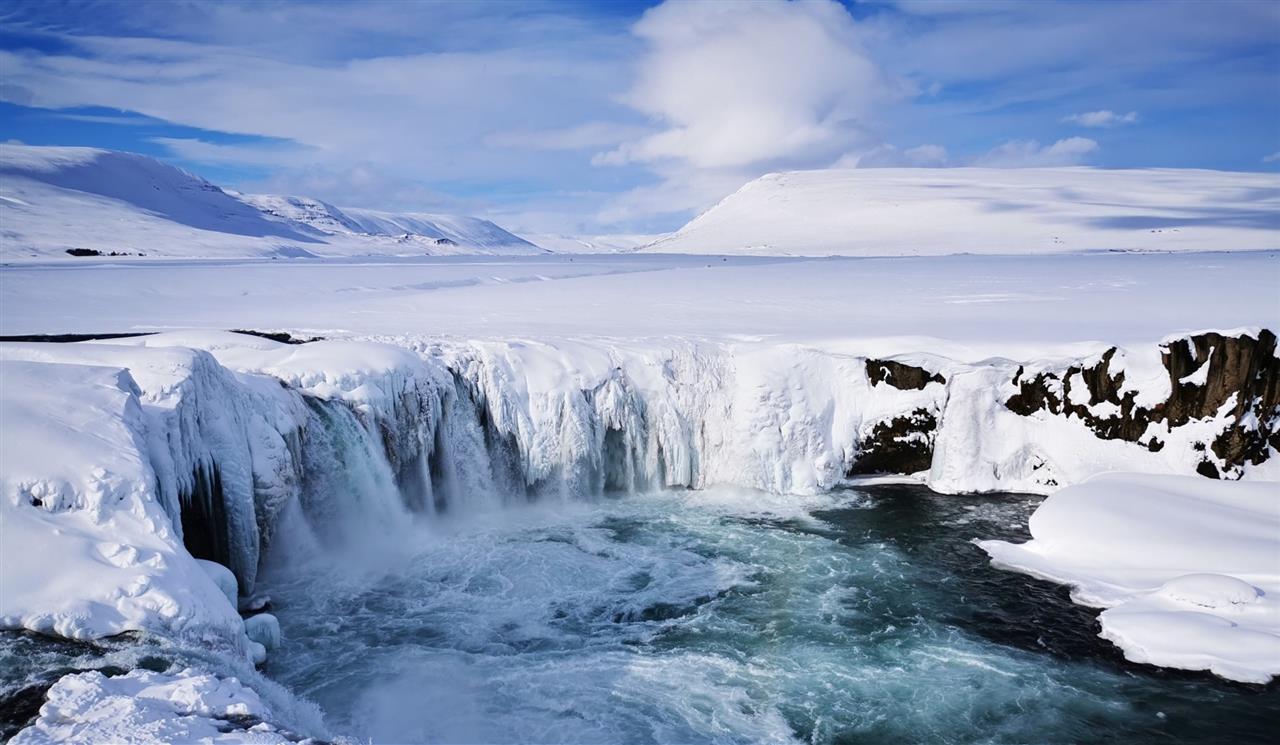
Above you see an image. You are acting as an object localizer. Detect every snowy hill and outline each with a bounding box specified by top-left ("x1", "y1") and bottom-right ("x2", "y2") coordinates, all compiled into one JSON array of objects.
[
  {"x1": 239, "y1": 193, "x2": 542, "y2": 254},
  {"x1": 0, "y1": 145, "x2": 544, "y2": 259},
  {"x1": 518, "y1": 232, "x2": 666, "y2": 254},
  {"x1": 643, "y1": 167, "x2": 1280, "y2": 256}
]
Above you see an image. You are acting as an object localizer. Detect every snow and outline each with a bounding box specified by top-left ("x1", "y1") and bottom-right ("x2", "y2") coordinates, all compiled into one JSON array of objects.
[
  {"x1": 10, "y1": 668, "x2": 306, "y2": 745},
  {"x1": 198, "y1": 559, "x2": 240, "y2": 609},
  {"x1": 0, "y1": 145, "x2": 542, "y2": 259},
  {"x1": 520, "y1": 232, "x2": 666, "y2": 254},
  {"x1": 0, "y1": 358, "x2": 249, "y2": 647},
  {"x1": 3, "y1": 252, "x2": 1275, "y2": 354},
  {"x1": 643, "y1": 167, "x2": 1280, "y2": 256},
  {"x1": 241, "y1": 192, "x2": 544, "y2": 254},
  {"x1": 979, "y1": 473, "x2": 1280, "y2": 683}
]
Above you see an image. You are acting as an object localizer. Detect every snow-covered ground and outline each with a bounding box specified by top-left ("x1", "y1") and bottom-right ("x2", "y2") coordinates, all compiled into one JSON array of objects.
[
  {"x1": 980, "y1": 474, "x2": 1280, "y2": 684},
  {"x1": 0, "y1": 145, "x2": 543, "y2": 259},
  {"x1": 3, "y1": 251, "x2": 1276, "y2": 352},
  {"x1": 1, "y1": 245, "x2": 1277, "y2": 740},
  {"x1": 643, "y1": 168, "x2": 1280, "y2": 256}
]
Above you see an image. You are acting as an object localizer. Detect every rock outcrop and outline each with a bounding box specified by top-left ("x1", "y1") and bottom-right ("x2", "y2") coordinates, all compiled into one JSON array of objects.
[{"x1": 1003, "y1": 330, "x2": 1278, "y2": 478}]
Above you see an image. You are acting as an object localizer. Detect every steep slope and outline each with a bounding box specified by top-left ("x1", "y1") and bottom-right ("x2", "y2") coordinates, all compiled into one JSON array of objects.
[
  {"x1": 240, "y1": 193, "x2": 544, "y2": 254},
  {"x1": 0, "y1": 145, "x2": 543, "y2": 259},
  {"x1": 643, "y1": 167, "x2": 1280, "y2": 256}
]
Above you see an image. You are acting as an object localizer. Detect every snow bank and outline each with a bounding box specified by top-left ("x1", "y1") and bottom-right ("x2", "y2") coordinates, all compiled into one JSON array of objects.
[
  {"x1": 644, "y1": 167, "x2": 1280, "y2": 256},
  {"x1": 0, "y1": 359, "x2": 249, "y2": 647},
  {"x1": 980, "y1": 473, "x2": 1280, "y2": 683},
  {"x1": 10, "y1": 668, "x2": 306, "y2": 744}
]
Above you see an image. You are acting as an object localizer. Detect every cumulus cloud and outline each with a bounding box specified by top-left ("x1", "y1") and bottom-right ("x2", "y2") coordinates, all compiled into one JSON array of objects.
[
  {"x1": 976, "y1": 137, "x2": 1099, "y2": 167},
  {"x1": 595, "y1": 0, "x2": 905, "y2": 226},
  {"x1": 1063, "y1": 110, "x2": 1139, "y2": 127},
  {"x1": 599, "y1": 0, "x2": 896, "y2": 170}
]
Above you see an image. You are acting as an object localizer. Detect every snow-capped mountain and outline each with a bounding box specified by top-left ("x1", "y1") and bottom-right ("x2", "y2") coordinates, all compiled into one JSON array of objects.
[
  {"x1": 238, "y1": 193, "x2": 543, "y2": 253},
  {"x1": 642, "y1": 167, "x2": 1280, "y2": 256},
  {"x1": 0, "y1": 145, "x2": 544, "y2": 259}
]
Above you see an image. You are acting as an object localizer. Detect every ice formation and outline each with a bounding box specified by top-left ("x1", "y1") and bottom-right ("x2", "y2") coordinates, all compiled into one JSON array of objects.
[{"x1": 10, "y1": 668, "x2": 312, "y2": 745}]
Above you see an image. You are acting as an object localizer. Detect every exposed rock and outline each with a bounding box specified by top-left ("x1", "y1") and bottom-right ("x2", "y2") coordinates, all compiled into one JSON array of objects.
[
  {"x1": 229, "y1": 329, "x2": 322, "y2": 345},
  {"x1": 848, "y1": 408, "x2": 938, "y2": 475},
  {"x1": 0, "y1": 332, "x2": 155, "y2": 343},
  {"x1": 1003, "y1": 330, "x2": 1279, "y2": 478},
  {"x1": 865, "y1": 359, "x2": 946, "y2": 390}
]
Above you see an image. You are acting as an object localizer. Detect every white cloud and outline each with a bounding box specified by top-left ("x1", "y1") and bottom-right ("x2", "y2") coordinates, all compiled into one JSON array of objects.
[
  {"x1": 903, "y1": 144, "x2": 950, "y2": 165},
  {"x1": 150, "y1": 137, "x2": 317, "y2": 169},
  {"x1": 594, "y1": 0, "x2": 905, "y2": 226},
  {"x1": 599, "y1": 0, "x2": 897, "y2": 170},
  {"x1": 0, "y1": 21, "x2": 640, "y2": 217},
  {"x1": 595, "y1": 166, "x2": 749, "y2": 227},
  {"x1": 242, "y1": 165, "x2": 469, "y2": 213},
  {"x1": 1063, "y1": 110, "x2": 1139, "y2": 127},
  {"x1": 976, "y1": 137, "x2": 1099, "y2": 167},
  {"x1": 1263, "y1": 151, "x2": 1280, "y2": 163},
  {"x1": 486, "y1": 122, "x2": 650, "y2": 150},
  {"x1": 837, "y1": 143, "x2": 949, "y2": 168},
  {"x1": 2, "y1": 0, "x2": 1275, "y2": 233}
]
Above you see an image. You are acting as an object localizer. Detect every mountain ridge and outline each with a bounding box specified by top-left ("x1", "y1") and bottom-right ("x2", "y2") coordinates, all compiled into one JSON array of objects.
[{"x1": 0, "y1": 145, "x2": 545, "y2": 259}]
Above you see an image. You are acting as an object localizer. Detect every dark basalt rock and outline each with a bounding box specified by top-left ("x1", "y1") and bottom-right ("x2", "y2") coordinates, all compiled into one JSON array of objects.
[
  {"x1": 848, "y1": 408, "x2": 938, "y2": 476},
  {"x1": 866, "y1": 359, "x2": 946, "y2": 390},
  {"x1": 229, "y1": 329, "x2": 322, "y2": 345},
  {"x1": 1003, "y1": 330, "x2": 1279, "y2": 478},
  {"x1": 0, "y1": 332, "x2": 156, "y2": 343}
]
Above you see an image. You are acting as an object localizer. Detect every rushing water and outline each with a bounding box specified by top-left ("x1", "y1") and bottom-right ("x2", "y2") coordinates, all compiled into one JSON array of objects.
[{"x1": 248, "y1": 484, "x2": 1278, "y2": 744}]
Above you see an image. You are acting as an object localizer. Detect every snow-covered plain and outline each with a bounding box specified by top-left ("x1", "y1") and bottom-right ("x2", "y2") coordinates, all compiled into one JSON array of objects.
[
  {"x1": 980, "y1": 474, "x2": 1280, "y2": 684},
  {"x1": 0, "y1": 145, "x2": 543, "y2": 259},
  {"x1": 643, "y1": 168, "x2": 1280, "y2": 256}
]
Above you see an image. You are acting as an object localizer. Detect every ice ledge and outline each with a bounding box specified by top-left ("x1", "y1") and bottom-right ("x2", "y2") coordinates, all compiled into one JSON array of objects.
[{"x1": 980, "y1": 473, "x2": 1280, "y2": 684}]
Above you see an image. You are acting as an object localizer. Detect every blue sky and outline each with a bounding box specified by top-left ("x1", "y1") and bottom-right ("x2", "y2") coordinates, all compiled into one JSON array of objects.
[{"x1": 1, "y1": 0, "x2": 1277, "y2": 235}]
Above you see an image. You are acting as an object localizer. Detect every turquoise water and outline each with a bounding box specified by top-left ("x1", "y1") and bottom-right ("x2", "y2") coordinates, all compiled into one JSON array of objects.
[{"x1": 256, "y1": 485, "x2": 1279, "y2": 743}]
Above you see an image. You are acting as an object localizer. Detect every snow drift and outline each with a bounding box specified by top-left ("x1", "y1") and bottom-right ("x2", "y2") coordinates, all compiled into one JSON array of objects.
[
  {"x1": 0, "y1": 145, "x2": 543, "y2": 259},
  {"x1": 643, "y1": 167, "x2": 1280, "y2": 256},
  {"x1": 980, "y1": 473, "x2": 1280, "y2": 684}
]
